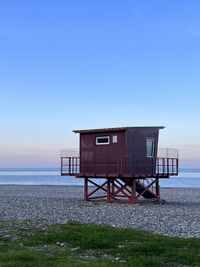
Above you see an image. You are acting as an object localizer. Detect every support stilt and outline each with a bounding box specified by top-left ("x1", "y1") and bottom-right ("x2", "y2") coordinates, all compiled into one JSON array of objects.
[
  {"x1": 84, "y1": 178, "x2": 108, "y2": 201},
  {"x1": 83, "y1": 177, "x2": 161, "y2": 204},
  {"x1": 107, "y1": 178, "x2": 137, "y2": 203},
  {"x1": 84, "y1": 177, "x2": 88, "y2": 201},
  {"x1": 156, "y1": 178, "x2": 160, "y2": 201}
]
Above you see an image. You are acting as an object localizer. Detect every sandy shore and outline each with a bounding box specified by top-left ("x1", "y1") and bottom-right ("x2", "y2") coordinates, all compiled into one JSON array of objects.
[{"x1": 0, "y1": 185, "x2": 200, "y2": 238}]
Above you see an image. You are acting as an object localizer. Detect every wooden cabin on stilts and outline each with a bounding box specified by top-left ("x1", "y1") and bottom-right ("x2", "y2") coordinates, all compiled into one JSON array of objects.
[{"x1": 61, "y1": 126, "x2": 178, "y2": 204}]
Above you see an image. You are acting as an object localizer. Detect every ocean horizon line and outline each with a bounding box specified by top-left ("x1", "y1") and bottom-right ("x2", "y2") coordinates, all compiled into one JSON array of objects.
[
  {"x1": 0, "y1": 167, "x2": 199, "y2": 172},
  {"x1": 0, "y1": 168, "x2": 200, "y2": 188}
]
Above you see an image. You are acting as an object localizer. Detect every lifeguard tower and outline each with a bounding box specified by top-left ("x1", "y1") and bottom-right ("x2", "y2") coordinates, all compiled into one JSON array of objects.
[{"x1": 61, "y1": 126, "x2": 178, "y2": 204}]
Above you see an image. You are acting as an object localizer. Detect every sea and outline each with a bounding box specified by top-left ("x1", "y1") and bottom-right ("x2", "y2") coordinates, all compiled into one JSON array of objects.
[{"x1": 0, "y1": 168, "x2": 200, "y2": 188}]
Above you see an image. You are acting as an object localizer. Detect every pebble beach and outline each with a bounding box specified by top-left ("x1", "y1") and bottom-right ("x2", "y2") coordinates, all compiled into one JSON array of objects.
[{"x1": 1, "y1": 185, "x2": 200, "y2": 238}]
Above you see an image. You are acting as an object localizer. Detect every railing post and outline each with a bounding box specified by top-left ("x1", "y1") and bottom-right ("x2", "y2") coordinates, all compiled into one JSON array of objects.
[
  {"x1": 162, "y1": 158, "x2": 165, "y2": 174},
  {"x1": 69, "y1": 157, "x2": 71, "y2": 175},
  {"x1": 61, "y1": 157, "x2": 63, "y2": 175},
  {"x1": 106, "y1": 155, "x2": 108, "y2": 177},
  {"x1": 167, "y1": 158, "x2": 169, "y2": 175},
  {"x1": 120, "y1": 157, "x2": 122, "y2": 175},
  {"x1": 117, "y1": 157, "x2": 119, "y2": 175}
]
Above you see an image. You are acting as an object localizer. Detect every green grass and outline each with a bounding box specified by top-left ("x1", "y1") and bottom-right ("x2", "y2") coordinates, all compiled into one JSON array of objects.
[{"x1": 0, "y1": 221, "x2": 200, "y2": 267}]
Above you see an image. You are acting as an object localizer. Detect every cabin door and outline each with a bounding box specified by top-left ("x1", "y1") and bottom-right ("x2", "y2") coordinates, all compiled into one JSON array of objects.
[{"x1": 146, "y1": 138, "x2": 156, "y2": 174}]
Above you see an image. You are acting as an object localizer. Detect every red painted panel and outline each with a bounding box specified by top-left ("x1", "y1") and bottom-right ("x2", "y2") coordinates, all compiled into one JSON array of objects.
[{"x1": 80, "y1": 131, "x2": 126, "y2": 174}]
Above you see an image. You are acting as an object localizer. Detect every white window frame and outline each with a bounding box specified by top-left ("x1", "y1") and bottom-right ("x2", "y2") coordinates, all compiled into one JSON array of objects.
[
  {"x1": 146, "y1": 138, "x2": 155, "y2": 158},
  {"x1": 96, "y1": 136, "x2": 110, "y2": 145}
]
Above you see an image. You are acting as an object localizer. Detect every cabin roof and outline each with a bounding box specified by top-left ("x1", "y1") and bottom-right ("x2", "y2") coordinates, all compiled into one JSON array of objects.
[{"x1": 73, "y1": 126, "x2": 165, "y2": 134}]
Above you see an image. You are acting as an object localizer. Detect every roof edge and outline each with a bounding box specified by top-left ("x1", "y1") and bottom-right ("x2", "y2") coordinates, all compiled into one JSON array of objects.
[{"x1": 73, "y1": 126, "x2": 165, "y2": 134}]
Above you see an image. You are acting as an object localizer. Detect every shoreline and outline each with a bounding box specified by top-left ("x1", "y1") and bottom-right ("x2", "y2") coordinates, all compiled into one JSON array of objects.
[
  {"x1": 0, "y1": 183, "x2": 200, "y2": 191},
  {"x1": 0, "y1": 183, "x2": 200, "y2": 189},
  {"x1": 1, "y1": 185, "x2": 200, "y2": 238}
]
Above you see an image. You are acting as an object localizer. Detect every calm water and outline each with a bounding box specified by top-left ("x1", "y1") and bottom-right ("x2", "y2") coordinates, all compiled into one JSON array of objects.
[{"x1": 0, "y1": 168, "x2": 200, "y2": 188}]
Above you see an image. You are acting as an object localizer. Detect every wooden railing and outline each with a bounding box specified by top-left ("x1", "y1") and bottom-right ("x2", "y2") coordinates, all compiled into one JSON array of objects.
[{"x1": 61, "y1": 156, "x2": 178, "y2": 177}]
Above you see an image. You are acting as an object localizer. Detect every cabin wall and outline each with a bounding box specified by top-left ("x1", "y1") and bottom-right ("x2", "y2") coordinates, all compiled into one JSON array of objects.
[
  {"x1": 125, "y1": 129, "x2": 159, "y2": 173},
  {"x1": 79, "y1": 128, "x2": 161, "y2": 175},
  {"x1": 80, "y1": 131, "x2": 126, "y2": 174}
]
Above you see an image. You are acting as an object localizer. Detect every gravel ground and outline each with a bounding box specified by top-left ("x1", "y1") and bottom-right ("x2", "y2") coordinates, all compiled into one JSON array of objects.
[{"x1": 0, "y1": 185, "x2": 200, "y2": 238}]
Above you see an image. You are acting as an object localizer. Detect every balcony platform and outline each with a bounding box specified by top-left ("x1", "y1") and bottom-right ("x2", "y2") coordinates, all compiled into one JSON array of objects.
[
  {"x1": 62, "y1": 172, "x2": 170, "y2": 179},
  {"x1": 60, "y1": 156, "x2": 178, "y2": 178},
  {"x1": 60, "y1": 156, "x2": 178, "y2": 204}
]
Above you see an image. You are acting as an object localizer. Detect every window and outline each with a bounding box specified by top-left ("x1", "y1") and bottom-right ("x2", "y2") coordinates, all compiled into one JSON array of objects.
[
  {"x1": 112, "y1": 135, "x2": 118, "y2": 143},
  {"x1": 96, "y1": 136, "x2": 110, "y2": 145},
  {"x1": 146, "y1": 138, "x2": 155, "y2": 157}
]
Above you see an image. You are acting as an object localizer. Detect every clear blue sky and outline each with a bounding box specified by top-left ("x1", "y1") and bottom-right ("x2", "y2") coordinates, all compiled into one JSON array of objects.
[{"x1": 1, "y1": 0, "x2": 200, "y2": 168}]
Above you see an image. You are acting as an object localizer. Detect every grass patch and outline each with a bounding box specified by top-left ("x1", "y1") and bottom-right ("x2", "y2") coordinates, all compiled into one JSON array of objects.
[{"x1": 0, "y1": 221, "x2": 200, "y2": 266}]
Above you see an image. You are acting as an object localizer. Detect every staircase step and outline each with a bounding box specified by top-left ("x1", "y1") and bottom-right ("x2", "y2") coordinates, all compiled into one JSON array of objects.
[
  {"x1": 135, "y1": 181, "x2": 157, "y2": 199},
  {"x1": 121, "y1": 178, "x2": 157, "y2": 199}
]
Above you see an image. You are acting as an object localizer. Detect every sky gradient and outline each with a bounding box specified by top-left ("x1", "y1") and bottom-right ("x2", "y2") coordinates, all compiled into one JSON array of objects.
[{"x1": 1, "y1": 0, "x2": 200, "y2": 168}]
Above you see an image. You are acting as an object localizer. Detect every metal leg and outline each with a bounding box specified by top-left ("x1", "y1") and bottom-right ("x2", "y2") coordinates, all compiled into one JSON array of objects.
[
  {"x1": 107, "y1": 178, "x2": 111, "y2": 202},
  {"x1": 156, "y1": 178, "x2": 160, "y2": 201},
  {"x1": 84, "y1": 177, "x2": 160, "y2": 204},
  {"x1": 106, "y1": 179, "x2": 137, "y2": 204},
  {"x1": 84, "y1": 178, "x2": 108, "y2": 201},
  {"x1": 130, "y1": 180, "x2": 137, "y2": 204},
  {"x1": 84, "y1": 178, "x2": 88, "y2": 201}
]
